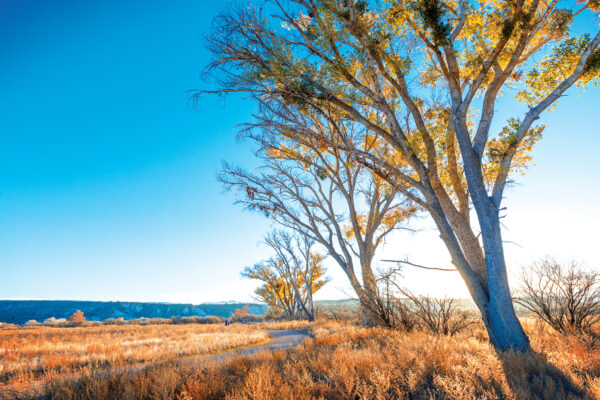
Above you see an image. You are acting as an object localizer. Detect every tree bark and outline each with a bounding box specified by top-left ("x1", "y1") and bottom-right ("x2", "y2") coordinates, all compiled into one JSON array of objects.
[
  {"x1": 479, "y1": 206, "x2": 530, "y2": 350},
  {"x1": 450, "y1": 114, "x2": 530, "y2": 351}
]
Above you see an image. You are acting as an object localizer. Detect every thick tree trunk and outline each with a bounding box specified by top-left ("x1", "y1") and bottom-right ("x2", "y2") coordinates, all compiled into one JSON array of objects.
[
  {"x1": 362, "y1": 263, "x2": 384, "y2": 326},
  {"x1": 479, "y1": 211, "x2": 530, "y2": 351},
  {"x1": 361, "y1": 258, "x2": 379, "y2": 305},
  {"x1": 425, "y1": 184, "x2": 530, "y2": 351},
  {"x1": 339, "y1": 264, "x2": 380, "y2": 326},
  {"x1": 443, "y1": 113, "x2": 531, "y2": 351}
]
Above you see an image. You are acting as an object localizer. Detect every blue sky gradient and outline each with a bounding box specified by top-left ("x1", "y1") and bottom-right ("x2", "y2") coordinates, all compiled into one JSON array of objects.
[{"x1": 1, "y1": 1, "x2": 599, "y2": 303}]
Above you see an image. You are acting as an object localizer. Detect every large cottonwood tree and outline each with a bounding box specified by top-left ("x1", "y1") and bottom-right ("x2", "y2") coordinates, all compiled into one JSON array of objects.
[{"x1": 203, "y1": 0, "x2": 600, "y2": 350}]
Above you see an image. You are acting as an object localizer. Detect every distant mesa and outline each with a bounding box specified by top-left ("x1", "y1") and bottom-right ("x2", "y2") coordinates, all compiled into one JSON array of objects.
[{"x1": 0, "y1": 300, "x2": 268, "y2": 325}]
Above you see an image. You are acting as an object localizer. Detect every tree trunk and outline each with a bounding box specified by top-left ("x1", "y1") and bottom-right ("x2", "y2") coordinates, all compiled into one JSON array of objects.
[
  {"x1": 342, "y1": 266, "x2": 379, "y2": 325},
  {"x1": 444, "y1": 113, "x2": 531, "y2": 351},
  {"x1": 360, "y1": 259, "x2": 383, "y2": 326},
  {"x1": 479, "y1": 211, "x2": 530, "y2": 351},
  {"x1": 425, "y1": 185, "x2": 530, "y2": 351}
]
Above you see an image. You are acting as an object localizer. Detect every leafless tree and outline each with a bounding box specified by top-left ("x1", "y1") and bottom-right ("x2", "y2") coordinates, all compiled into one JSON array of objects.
[
  {"x1": 220, "y1": 124, "x2": 418, "y2": 325},
  {"x1": 515, "y1": 258, "x2": 600, "y2": 334}
]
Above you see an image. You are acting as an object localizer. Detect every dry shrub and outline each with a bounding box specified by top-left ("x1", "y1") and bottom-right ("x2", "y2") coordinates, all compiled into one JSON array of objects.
[
  {"x1": 402, "y1": 293, "x2": 476, "y2": 336},
  {"x1": 2, "y1": 317, "x2": 599, "y2": 399},
  {"x1": 362, "y1": 271, "x2": 420, "y2": 331},
  {"x1": 515, "y1": 258, "x2": 600, "y2": 334},
  {"x1": 362, "y1": 268, "x2": 474, "y2": 335},
  {"x1": 316, "y1": 306, "x2": 360, "y2": 325},
  {"x1": 230, "y1": 306, "x2": 263, "y2": 324},
  {"x1": 67, "y1": 311, "x2": 85, "y2": 323},
  {"x1": 102, "y1": 317, "x2": 124, "y2": 325},
  {"x1": 171, "y1": 316, "x2": 225, "y2": 324}
]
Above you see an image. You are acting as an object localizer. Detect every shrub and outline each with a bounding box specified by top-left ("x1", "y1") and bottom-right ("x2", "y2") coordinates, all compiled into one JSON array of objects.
[
  {"x1": 34, "y1": 320, "x2": 599, "y2": 399},
  {"x1": 515, "y1": 258, "x2": 600, "y2": 334},
  {"x1": 365, "y1": 269, "x2": 419, "y2": 330},
  {"x1": 363, "y1": 268, "x2": 472, "y2": 334},
  {"x1": 104, "y1": 317, "x2": 125, "y2": 325},
  {"x1": 43, "y1": 317, "x2": 68, "y2": 326},
  {"x1": 171, "y1": 316, "x2": 220, "y2": 324},
  {"x1": 231, "y1": 306, "x2": 263, "y2": 323},
  {"x1": 317, "y1": 306, "x2": 360, "y2": 324},
  {"x1": 68, "y1": 310, "x2": 86, "y2": 323},
  {"x1": 200, "y1": 316, "x2": 225, "y2": 324},
  {"x1": 231, "y1": 306, "x2": 250, "y2": 323},
  {"x1": 403, "y1": 293, "x2": 476, "y2": 336}
]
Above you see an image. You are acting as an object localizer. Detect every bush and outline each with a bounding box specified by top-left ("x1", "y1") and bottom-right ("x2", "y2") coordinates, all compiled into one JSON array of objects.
[
  {"x1": 231, "y1": 306, "x2": 263, "y2": 323},
  {"x1": 515, "y1": 258, "x2": 600, "y2": 334},
  {"x1": 68, "y1": 310, "x2": 86, "y2": 323},
  {"x1": 102, "y1": 316, "x2": 225, "y2": 326},
  {"x1": 35, "y1": 320, "x2": 599, "y2": 399},
  {"x1": 129, "y1": 317, "x2": 171, "y2": 325},
  {"x1": 200, "y1": 316, "x2": 225, "y2": 324},
  {"x1": 316, "y1": 306, "x2": 360, "y2": 324},
  {"x1": 364, "y1": 268, "x2": 472, "y2": 335},
  {"x1": 402, "y1": 293, "x2": 476, "y2": 336},
  {"x1": 171, "y1": 316, "x2": 225, "y2": 324},
  {"x1": 43, "y1": 317, "x2": 68, "y2": 326},
  {"x1": 364, "y1": 270, "x2": 419, "y2": 330},
  {"x1": 104, "y1": 317, "x2": 125, "y2": 325}
]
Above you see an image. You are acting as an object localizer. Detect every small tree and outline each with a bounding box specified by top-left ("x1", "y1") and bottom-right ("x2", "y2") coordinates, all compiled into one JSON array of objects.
[
  {"x1": 68, "y1": 310, "x2": 86, "y2": 323},
  {"x1": 243, "y1": 261, "x2": 297, "y2": 318},
  {"x1": 515, "y1": 258, "x2": 600, "y2": 334},
  {"x1": 231, "y1": 305, "x2": 252, "y2": 323},
  {"x1": 243, "y1": 231, "x2": 329, "y2": 321}
]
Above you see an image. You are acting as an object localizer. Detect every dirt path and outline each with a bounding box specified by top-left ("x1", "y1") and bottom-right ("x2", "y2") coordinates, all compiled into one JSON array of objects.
[
  {"x1": 0, "y1": 329, "x2": 310, "y2": 399},
  {"x1": 203, "y1": 329, "x2": 310, "y2": 361}
]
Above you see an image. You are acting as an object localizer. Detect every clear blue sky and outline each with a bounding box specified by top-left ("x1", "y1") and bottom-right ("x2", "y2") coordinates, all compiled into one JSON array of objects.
[{"x1": 1, "y1": 1, "x2": 599, "y2": 303}]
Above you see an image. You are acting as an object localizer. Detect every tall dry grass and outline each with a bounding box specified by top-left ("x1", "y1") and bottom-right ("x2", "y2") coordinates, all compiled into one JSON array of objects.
[
  {"x1": 0, "y1": 323, "x2": 269, "y2": 388},
  {"x1": 2, "y1": 319, "x2": 600, "y2": 399},
  {"x1": 0, "y1": 320, "x2": 600, "y2": 400}
]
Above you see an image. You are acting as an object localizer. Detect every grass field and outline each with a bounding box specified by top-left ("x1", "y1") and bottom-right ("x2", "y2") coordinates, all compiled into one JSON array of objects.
[
  {"x1": 0, "y1": 323, "x2": 269, "y2": 391},
  {"x1": 1, "y1": 319, "x2": 600, "y2": 399}
]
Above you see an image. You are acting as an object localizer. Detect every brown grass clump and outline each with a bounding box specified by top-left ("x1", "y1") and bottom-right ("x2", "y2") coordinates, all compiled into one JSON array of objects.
[{"x1": 1, "y1": 318, "x2": 596, "y2": 399}]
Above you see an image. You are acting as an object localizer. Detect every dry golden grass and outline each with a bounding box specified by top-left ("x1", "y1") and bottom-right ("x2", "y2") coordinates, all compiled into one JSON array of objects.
[
  {"x1": 2, "y1": 319, "x2": 600, "y2": 399},
  {"x1": 0, "y1": 323, "x2": 269, "y2": 389}
]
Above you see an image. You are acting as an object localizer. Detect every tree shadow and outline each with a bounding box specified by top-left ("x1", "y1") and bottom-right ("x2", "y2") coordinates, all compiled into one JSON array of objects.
[{"x1": 496, "y1": 348, "x2": 587, "y2": 400}]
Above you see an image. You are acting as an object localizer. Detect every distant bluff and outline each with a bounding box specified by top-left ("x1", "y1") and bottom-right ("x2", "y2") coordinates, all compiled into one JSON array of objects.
[{"x1": 0, "y1": 300, "x2": 267, "y2": 325}]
